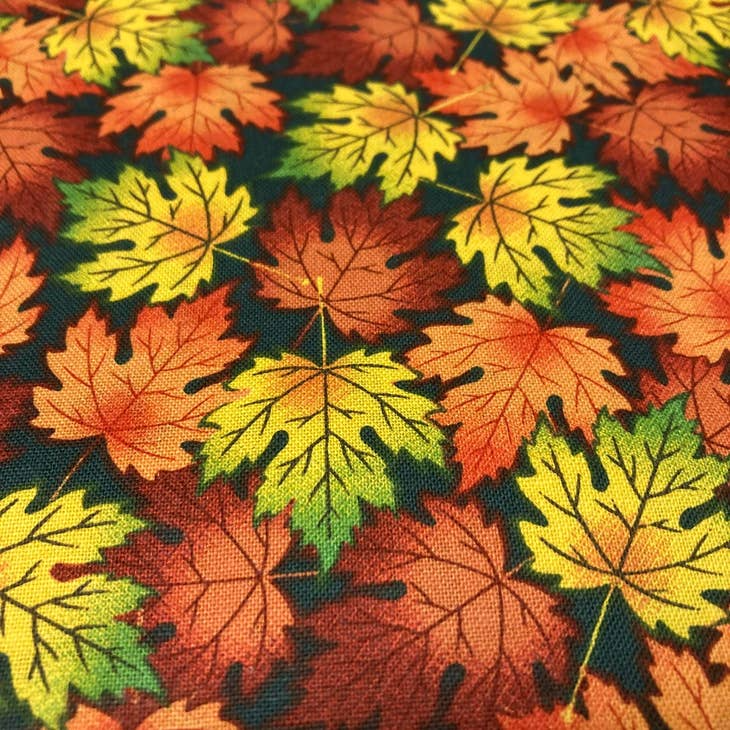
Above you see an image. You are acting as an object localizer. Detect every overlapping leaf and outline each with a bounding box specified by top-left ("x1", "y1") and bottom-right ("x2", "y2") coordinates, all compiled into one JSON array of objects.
[
  {"x1": 33, "y1": 288, "x2": 250, "y2": 479},
  {"x1": 69, "y1": 701, "x2": 238, "y2": 730}
]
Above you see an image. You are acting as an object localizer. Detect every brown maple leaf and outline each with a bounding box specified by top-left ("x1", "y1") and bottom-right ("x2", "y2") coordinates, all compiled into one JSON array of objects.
[
  {"x1": 406, "y1": 297, "x2": 630, "y2": 491},
  {"x1": 32, "y1": 287, "x2": 251, "y2": 480},
  {"x1": 0, "y1": 236, "x2": 44, "y2": 355},
  {"x1": 105, "y1": 469, "x2": 295, "y2": 703},
  {"x1": 254, "y1": 187, "x2": 463, "y2": 342},
  {"x1": 288, "y1": 500, "x2": 574, "y2": 728},
  {"x1": 100, "y1": 64, "x2": 282, "y2": 159},
  {"x1": 0, "y1": 100, "x2": 111, "y2": 230},
  {"x1": 587, "y1": 83, "x2": 730, "y2": 197},
  {"x1": 541, "y1": 3, "x2": 716, "y2": 99},
  {"x1": 292, "y1": 0, "x2": 456, "y2": 85},
  {"x1": 187, "y1": 0, "x2": 293, "y2": 65},
  {"x1": 0, "y1": 379, "x2": 33, "y2": 462},
  {"x1": 0, "y1": 17, "x2": 100, "y2": 101},
  {"x1": 602, "y1": 203, "x2": 730, "y2": 364},
  {"x1": 419, "y1": 51, "x2": 590, "y2": 155}
]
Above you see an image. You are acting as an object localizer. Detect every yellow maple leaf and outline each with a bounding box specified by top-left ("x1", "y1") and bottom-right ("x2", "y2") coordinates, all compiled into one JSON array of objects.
[
  {"x1": 60, "y1": 151, "x2": 256, "y2": 303},
  {"x1": 628, "y1": 0, "x2": 730, "y2": 70},
  {"x1": 518, "y1": 397, "x2": 730, "y2": 641},
  {"x1": 429, "y1": 0, "x2": 585, "y2": 48},
  {"x1": 43, "y1": 0, "x2": 211, "y2": 86},
  {"x1": 276, "y1": 82, "x2": 460, "y2": 201},
  {"x1": 200, "y1": 350, "x2": 447, "y2": 569},
  {"x1": 0, "y1": 488, "x2": 158, "y2": 729},
  {"x1": 447, "y1": 157, "x2": 659, "y2": 309}
]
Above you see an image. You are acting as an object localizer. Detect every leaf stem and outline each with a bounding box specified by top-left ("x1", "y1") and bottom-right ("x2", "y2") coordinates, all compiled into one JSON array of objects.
[
  {"x1": 421, "y1": 179, "x2": 482, "y2": 201},
  {"x1": 452, "y1": 30, "x2": 485, "y2": 73},
  {"x1": 316, "y1": 276, "x2": 328, "y2": 367},
  {"x1": 426, "y1": 82, "x2": 493, "y2": 116},
  {"x1": 563, "y1": 584, "x2": 615, "y2": 722},
  {"x1": 49, "y1": 442, "x2": 96, "y2": 502},
  {"x1": 272, "y1": 570, "x2": 319, "y2": 579},
  {"x1": 214, "y1": 247, "x2": 297, "y2": 284}
]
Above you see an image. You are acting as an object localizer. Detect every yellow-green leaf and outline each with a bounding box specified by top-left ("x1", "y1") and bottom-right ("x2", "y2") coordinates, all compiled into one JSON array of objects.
[
  {"x1": 60, "y1": 151, "x2": 256, "y2": 303},
  {"x1": 276, "y1": 82, "x2": 460, "y2": 201},
  {"x1": 200, "y1": 350, "x2": 447, "y2": 569},
  {"x1": 628, "y1": 0, "x2": 730, "y2": 70},
  {"x1": 518, "y1": 397, "x2": 730, "y2": 640},
  {"x1": 290, "y1": 0, "x2": 334, "y2": 20},
  {"x1": 0, "y1": 488, "x2": 158, "y2": 729},
  {"x1": 448, "y1": 156, "x2": 660, "y2": 309},
  {"x1": 430, "y1": 0, "x2": 585, "y2": 48},
  {"x1": 43, "y1": 0, "x2": 211, "y2": 86}
]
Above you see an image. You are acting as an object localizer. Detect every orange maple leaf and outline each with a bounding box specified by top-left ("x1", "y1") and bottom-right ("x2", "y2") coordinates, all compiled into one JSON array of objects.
[
  {"x1": 0, "y1": 100, "x2": 111, "y2": 230},
  {"x1": 0, "y1": 17, "x2": 100, "y2": 101},
  {"x1": 602, "y1": 203, "x2": 730, "y2": 364},
  {"x1": 0, "y1": 236, "x2": 44, "y2": 355},
  {"x1": 292, "y1": 0, "x2": 456, "y2": 85},
  {"x1": 105, "y1": 469, "x2": 295, "y2": 703},
  {"x1": 639, "y1": 344, "x2": 730, "y2": 456},
  {"x1": 0, "y1": 0, "x2": 83, "y2": 13},
  {"x1": 100, "y1": 65, "x2": 282, "y2": 159},
  {"x1": 419, "y1": 51, "x2": 589, "y2": 155},
  {"x1": 498, "y1": 674, "x2": 647, "y2": 728},
  {"x1": 406, "y1": 297, "x2": 630, "y2": 491},
  {"x1": 288, "y1": 500, "x2": 574, "y2": 728},
  {"x1": 32, "y1": 288, "x2": 251, "y2": 480},
  {"x1": 648, "y1": 639, "x2": 730, "y2": 729},
  {"x1": 254, "y1": 187, "x2": 463, "y2": 342},
  {"x1": 187, "y1": 0, "x2": 293, "y2": 64},
  {"x1": 587, "y1": 83, "x2": 730, "y2": 197},
  {"x1": 541, "y1": 3, "x2": 715, "y2": 99}
]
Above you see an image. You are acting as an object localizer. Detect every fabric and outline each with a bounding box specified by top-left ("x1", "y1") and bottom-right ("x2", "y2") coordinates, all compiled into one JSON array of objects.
[{"x1": 0, "y1": 0, "x2": 728, "y2": 728}]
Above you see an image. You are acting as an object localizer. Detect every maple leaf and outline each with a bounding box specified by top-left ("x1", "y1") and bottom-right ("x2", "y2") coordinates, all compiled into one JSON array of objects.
[
  {"x1": 289, "y1": 501, "x2": 574, "y2": 728},
  {"x1": 0, "y1": 380, "x2": 34, "y2": 462},
  {"x1": 648, "y1": 639, "x2": 730, "y2": 729},
  {"x1": 627, "y1": 0, "x2": 730, "y2": 70},
  {"x1": 32, "y1": 288, "x2": 250, "y2": 480},
  {"x1": 587, "y1": 83, "x2": 730, "y2": 198},
  {"x1": 0, "y1": 237, "x2": 44, "y2": 356},
  {"x1": 0, "y1": 487, "x2": 158, "y2": 730},
  {"x1": 445, "y1": 156, "x2": 657, "y2": 309},
  {"x1": 498, "y1": 674, "x2": 647, "y2": 728},
  {"x1": 0, "y1": 17, "x2": 100, "y2": 101},
  {"x1": 0, "y1": 100, "x2": 111, "y2": 231},
  {"x1": 0, "y1": 0, "x2": 84, "y2": 12},
  {"x1": 290, "y1": 0, "x2": 334, "y2": 20},
  {"x1": 518, "y1": 397, "x2": 730, "y2": 641},
  {"x1": 420, "y1": 51, "x2": 590, "y2": 155},
  {"x1": 429, "y1": 0, "x2": 584, "y2": 48},
  {"x1": 540, "y1": 3, "x2": 716, "y2": 99},
  {"x1": 406, "y1": 297, "x2": 630, "y2": 491},
  {"x1": 187, "y1": 0, "x2": 293, "y2": 64},
  {"x1": 69, "y1": 700, "x2": 238, "y2": 730},
  {"x1": 60, "y1": 151, "x2": 256, "y2": 303},
  {"x1": 254, "y1": 187, "x2": 462, "y2": 342},
  {"x1": 710, "y1": 624, "x2": 730, "y2": 667},
  {"x1": 200, "y1": 350, "x2": 447, "y2": 569},
  {"x1": 602, "y1": 203, "x2": 730, "y2": 364},
  {"x1": 43, "y1": 0, "x2": 211, "y2": 86},
  {"x1": 100, "y1": 64, "x2": 282, "y2": 159},
  {"x1": 276, "y1": 81, "x2": 460, "y2": 201},
  {"x1": 292, "y1": 0, "x2": 456, "y2": 86},
  {"x1": 639, "y1": 344, "x2": 730, "y2": 456},
  {"x1": 104, "y1": 469, "x2": 295, "y2": 703}
]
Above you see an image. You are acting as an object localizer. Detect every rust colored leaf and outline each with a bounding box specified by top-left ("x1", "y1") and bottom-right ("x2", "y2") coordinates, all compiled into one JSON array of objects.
[
  {"x1": 292, "y1": 0, "x2": 456, "y2": 85},
  {"x1": 100, "y1": 65, "x2": 282, "y2": 159},
  {"x1": 254, "y1": 187, "x2": 462, "y2": 342},
  {"x1": 0, "y1": 380, "x2": 33, "y2": 462},
  {"x1": 406, "y1": 297, "x2": 630, "y2": 490},
  {"x1": 32, "y1": 288, "x2": 251, "y2": 480},
  {"x1": 289, "y1": 501, "x2": 574, "y2": 728}
]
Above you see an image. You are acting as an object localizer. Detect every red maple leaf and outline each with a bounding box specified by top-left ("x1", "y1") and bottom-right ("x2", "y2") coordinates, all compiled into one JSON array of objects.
[
  {"x1": 32, "y1": 287, "x2": 251, "y2": 480},
  {"x1": 0, "y1": 0, "x2": 83, "y2": 13},
  {"x1": 100, "y1": 65, "x2": 281, "y2": 159},
  {"x1": 292, "y1": 0, "x2": 456, "y2": 85},
  {"x1": 187, "y1": 0, "x2": 293, "y2": 64},
  {"x1": 587, "y1": 83, "x2": 730, "y2": 197},
  {"x1": 288, "y1": 501, "x2": 574, "y2": 728},
  {"x1": 0, "y1": 101, "x2": 111, "y2": 230},
  {"x1": 254, "y1": 187, "x2": 463, "y2": 342},
  {"x1": 602, "y1": 203, "x2": 730, "y2": 363},
  {"x1": 105, "y1": 469, "x2": 296, "y2": 703},
  {"x1": 406, "y1": 297, "x2": 630, "y2": 491}
]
